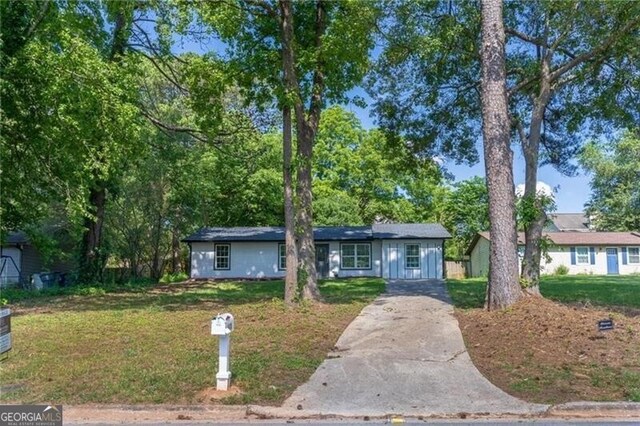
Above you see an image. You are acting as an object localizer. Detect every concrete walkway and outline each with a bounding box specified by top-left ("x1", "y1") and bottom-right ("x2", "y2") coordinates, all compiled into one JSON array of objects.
[{"x1": 279, "y1": 280, "x2": 548, "y2": 417}]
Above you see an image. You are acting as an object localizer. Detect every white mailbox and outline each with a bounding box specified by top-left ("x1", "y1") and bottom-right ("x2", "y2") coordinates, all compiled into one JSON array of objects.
[
  {"x1": 211, "y1": 313, "x2": 234, "y2": 336},
  {"x1": 211, "y1": 312, "x2": 234, "y2": 391}
]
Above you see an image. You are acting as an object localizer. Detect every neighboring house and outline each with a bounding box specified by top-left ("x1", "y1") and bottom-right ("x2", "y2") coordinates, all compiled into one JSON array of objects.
[
  {"x1": 466, "y1": 231, "x2": 640, "y2": 277},
  {"x1": 1, "y1": 231, "x2": 73, "y2": 288},
  {"x1": 546, "y1": 213, "x2": 594, "y2": 232},
  {"x1": 1, "y1": 232, "x2": 45, "y2": 287},
  {"x1": 183, "y1": 223, "x2": 451, "y2": 280}
]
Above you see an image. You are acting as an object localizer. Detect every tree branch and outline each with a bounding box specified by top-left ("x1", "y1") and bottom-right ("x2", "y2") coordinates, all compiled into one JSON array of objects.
[
  {"x1": 25, "y1": 1, "x2": 51, "y2": 42},
  {"x1": 548, "y1": 16, "x2": 640, "y2": 82}
]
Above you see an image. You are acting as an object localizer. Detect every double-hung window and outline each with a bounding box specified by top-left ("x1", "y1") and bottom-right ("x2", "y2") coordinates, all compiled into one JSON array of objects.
[
  {"x1": 629, "y1": 247, "x2": 640, "y2": 264},
  {"x1": 278, "y1": 243, "x2": 287, "y2": 270},
  {"x1": 576, "y1": 246, "x2": 589, "y2": 265},
  {"x1": 214, "y1": 244, "x2": 230, "y2": 270},
  {"x1": 341, "y1": 243, "x2": 371, "y2": 269},
  {"x1": 405, "y1": 244, "x2": 420, "y2": 269}
]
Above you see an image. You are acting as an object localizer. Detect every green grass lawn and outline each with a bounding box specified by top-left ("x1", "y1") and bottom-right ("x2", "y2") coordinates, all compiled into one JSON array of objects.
[
  {"x1": 447, "y1": 275, "x2": 640, "y2": 309},
  {"x1": 0, "y1": 278, "x2": 385, "y2": 405}
]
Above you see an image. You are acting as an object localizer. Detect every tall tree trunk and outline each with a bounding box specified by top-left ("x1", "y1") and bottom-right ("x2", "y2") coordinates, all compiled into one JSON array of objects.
[
  {"x1": 520, "y1": 47, "x2": 552, "y2": 296},
  {"x1": 296, "y1": 121, "x2": 320, "y2": 301},
  {"x1": 171, "y1": 227, "x2": 180, "y2": 274},
  {"x1": 79, "y1": 185, "x2": 107, "y2": 283},
  {"x1": 78, "y1": 9, "x2": 129, "y2": 283},
  {"x1": 283, "y1": 106, "x2": 298, "y2": 304},
  {"x1": 480, "y1": 0, "x2": 523, "y2": 310},
  {"x1": 150, "y1": 212, "x2": 163, "y2": 281},
  {"x1": 280, "y1": 1, "x2": 299, "y2": 305},
  {"x1": 278, "y1": 0, "x2": 322, "y2": 302}
]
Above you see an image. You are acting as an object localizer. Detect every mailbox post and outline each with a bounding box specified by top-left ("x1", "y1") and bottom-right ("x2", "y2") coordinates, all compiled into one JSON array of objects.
[{"x1": 211, "y1": 313, "x2": 234, "y2": 391}]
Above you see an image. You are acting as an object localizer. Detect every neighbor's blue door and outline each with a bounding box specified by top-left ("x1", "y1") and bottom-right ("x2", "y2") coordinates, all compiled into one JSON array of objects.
[{"x1": 606, "y1": 248, "x2": 619, "y2": 275}]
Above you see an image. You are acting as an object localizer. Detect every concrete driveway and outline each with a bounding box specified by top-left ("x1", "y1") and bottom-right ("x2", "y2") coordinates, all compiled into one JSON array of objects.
[{"x1": 280, "y1": 279, "x2": 548, "y2": 417}]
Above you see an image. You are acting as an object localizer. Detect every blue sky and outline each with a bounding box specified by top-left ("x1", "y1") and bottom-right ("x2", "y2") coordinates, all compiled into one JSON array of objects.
[{"x1": 343, "y1": 88, "x2": 591, "y2": 214}]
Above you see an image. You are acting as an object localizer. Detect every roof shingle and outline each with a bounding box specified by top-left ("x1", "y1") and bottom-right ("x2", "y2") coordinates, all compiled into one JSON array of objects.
[{"x1": 183, "y1": 223, "x2": 451, "y2": 242}]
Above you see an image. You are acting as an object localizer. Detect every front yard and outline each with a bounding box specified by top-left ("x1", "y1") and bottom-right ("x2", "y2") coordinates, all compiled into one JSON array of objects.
[
  {"x1": 0, "y1": 278, "x2": 385, "y2": 405},
  {"x1": 448, "y1": 275, "x2": 640, "y2": 404},
  {"x1": 447, "y1": 274, "x2": 640, "y2": 309}
]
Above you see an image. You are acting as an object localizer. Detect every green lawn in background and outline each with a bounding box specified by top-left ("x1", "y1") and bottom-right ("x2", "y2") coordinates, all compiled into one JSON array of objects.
[
  {"x1": 447, "y1": 275, "x2": 640, "y2": 309},
  {"x1": 0, "y1": 277, "x2": 385, "y2": 405}
]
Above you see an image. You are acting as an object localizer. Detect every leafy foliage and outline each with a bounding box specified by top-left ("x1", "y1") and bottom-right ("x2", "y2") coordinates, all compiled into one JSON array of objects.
[{"x1": 580, "y1": 130, "x2": 640, "y2": 231}]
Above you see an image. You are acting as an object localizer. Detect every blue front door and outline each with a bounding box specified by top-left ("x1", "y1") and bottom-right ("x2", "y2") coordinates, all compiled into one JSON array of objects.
[{"x1": 606, "y1": 248, "x2": 619, "y2": 275}]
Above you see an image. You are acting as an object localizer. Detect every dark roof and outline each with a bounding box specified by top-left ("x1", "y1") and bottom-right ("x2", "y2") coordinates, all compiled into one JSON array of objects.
[
  {"x1": 466, "y1": 231, "x2": 640, "y2": 255},
  {"x1": 183, "y1": 223, "x2": 451, "y2": 243},
  {"x1": 3, "y1": 231, "x2": 29, "y2": 245},
  {"x1": 372, "y1": 223, "x2": 451, "y2": 239},
  {"x1": 547, "y1": 213, "x2": 591, "y2": 232}
]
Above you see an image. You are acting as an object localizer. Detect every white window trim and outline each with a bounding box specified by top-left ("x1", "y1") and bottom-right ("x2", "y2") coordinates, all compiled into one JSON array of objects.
[
  {"x1": 405, "y1": 243, "x2": 421, "y2": 269},
  {"x1": 575, "y1": 246, "x2": 590, "y2": 265},
  {"x1": 340, "y1": 243, "x2": 372, "y2": 270},
  {"x1": 629, "y1": 247, "x2": 640, "y2": 264},
  {"x1": 214, "y1": 243, "x2": 230, "y2": 270},
  {"x1": 278, "y1": 243, "x2": 286, "y2": 270}
]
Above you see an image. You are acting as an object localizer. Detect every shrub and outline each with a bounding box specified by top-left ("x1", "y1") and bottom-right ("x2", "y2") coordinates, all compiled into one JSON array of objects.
[
  {"x1": 554, "y1": 265, "x2": 569, "y2": 276},
  {"x1": 159, "y1": 272, "x2": 189, "y2": 284}
]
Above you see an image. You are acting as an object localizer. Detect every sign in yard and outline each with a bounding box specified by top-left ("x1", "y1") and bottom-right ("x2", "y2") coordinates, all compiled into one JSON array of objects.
[
  {"x1": 0, "y1": 309, "x2": 11, "y2": 355},
  {"x1": 597, "y1": 319, "x2": 614, "y2": 332}
]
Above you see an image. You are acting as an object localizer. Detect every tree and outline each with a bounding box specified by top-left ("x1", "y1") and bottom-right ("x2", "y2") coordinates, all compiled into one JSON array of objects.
[
  {"x1": 313, "y1": 106, "x2": 443, "y2": 226},
  {"x1": 580, "y1": 130, "x2": 640, "y2": 231},
  {"x1": 507, "y1": 1, "x2": 640, "y2": 293},
  {"x1": 480, "y1": 0, "x2": 523, "y2": 310},
  {"x1": 195, "y1": 0, "x2": 377, "y2": 302},
  {"x1": 1, "y1": 1, "x2": 143, "y2": 282},
  {"x1": 441, "y1": 177, "x2": 490, "y2": 259},
  {"x1": 369, "y1": 0, "x2": 640, "y2": 295}
]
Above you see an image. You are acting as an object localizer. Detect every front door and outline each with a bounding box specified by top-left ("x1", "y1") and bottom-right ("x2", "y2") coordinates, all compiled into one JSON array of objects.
[
  {"x1": 315, "y1": 244, "x2": 330, "y2": 278},
  {"x1": 606, "y1": 248, "x2": 619, "y2": 275}
]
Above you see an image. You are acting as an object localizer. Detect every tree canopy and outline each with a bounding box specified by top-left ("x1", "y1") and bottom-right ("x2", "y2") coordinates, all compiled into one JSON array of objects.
[{"x1": 580, "y1": 130, "x2": 640, "y2": 232}]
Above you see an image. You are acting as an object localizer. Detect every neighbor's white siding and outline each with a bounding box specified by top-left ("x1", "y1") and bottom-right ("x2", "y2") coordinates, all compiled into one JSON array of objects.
[
  {"x1": 469, "y1": 237, "x2": 490, "y2": 278},
  {"x1": 542, "y1": 245, "x2": 640, "y2": 275},
  {"x1": 382, "y1": 239, "x2": 443, "y2": 279},
  {"x1": 0, "y1": 247, "x2": 21, "y2": 286},
  {"x1": 470, "y1": 241, "x2": 640, "y2": 276},
  {"x1": 190, "y1": 241, "x2": 285, "y2": 279}
]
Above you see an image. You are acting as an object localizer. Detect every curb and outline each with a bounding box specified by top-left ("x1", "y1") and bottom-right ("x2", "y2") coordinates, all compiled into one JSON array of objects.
[
  {"x1": 247, "y1": 404, "x2": 549, "y2": 420},
  {"x1": 65, "y1": 404, "x2": 248, "y2": 413},
  {"x1": 63, "y1": 404, "x2": 250, "y2": 424},
  {"x1": 548, "y1": 401, "x2": 640, "y2": 418}
]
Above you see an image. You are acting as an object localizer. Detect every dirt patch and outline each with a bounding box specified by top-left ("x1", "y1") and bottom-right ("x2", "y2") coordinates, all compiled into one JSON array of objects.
[
  {"x1": 195, "y1": 386, "x2": 244, "y2": 403},
  {"x1": 456, "y1": 297, "x2": 640, "y2": 404}
]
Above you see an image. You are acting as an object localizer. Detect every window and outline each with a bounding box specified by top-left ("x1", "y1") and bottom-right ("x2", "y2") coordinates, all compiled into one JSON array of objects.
[
  {"x1": 278, "y1": 243, "x2": 286, "y2": 270},
  {"x1": 629, "y1": 247, "x2": 640, "y2": 264},
  {"x1": 405, "y1": 244, "x2": 420, "y2": 269},
  {"x1": 214, "y1": 244, "x2": 230, "y2": 270},
  {"x1": 341, "y1": 243, "x2": 371, "y2": 269},
  {"x1": 576, "y1": 246, "x2": 589, "y2": 264}
]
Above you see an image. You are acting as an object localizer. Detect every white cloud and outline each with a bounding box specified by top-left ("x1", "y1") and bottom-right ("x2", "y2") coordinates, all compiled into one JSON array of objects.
[{"x1": 515, "y1": 181, "x2": 554, "y2": 198}]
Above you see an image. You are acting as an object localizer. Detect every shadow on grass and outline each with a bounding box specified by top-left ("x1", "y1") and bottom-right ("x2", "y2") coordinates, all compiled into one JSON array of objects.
[{"x1": 7, "y1": 278, "x2": 386, "y2": 314}]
